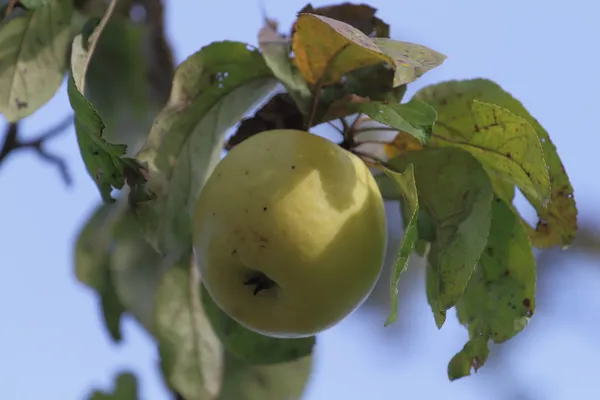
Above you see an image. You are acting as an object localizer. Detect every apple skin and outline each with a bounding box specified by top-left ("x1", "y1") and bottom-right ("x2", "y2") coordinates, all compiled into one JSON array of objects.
[{"x1": 193, "y1": 129, "x2": 387, "y2": 338}]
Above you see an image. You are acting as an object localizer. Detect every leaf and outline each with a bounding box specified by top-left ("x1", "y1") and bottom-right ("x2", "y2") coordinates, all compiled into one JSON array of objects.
[
  {"x1": 372, "y1": 38, "x2": 447, "y2": 87},
  {"x1": 297, "y1": 2, "x2": 390, "y2": 38},
  {"x1": 19, "y1": 0, "x2": 50, "y2": 9},
  {"x1": 74, "y1": 203, "x2": 126, "y2": 342},
  {"x1": 354, "y1": 98, "x2": 437, "y2": 143},
  {"x1": 225, "y1": 93, "x2": 305, "y2": 150},
  {"x1": 67, "y1": 74, "x2": 146, "y2": 204},
  {"x1": 414, "y1": 78, "x2": 577, "y2": 248},
  {"x1": 451, "y1": 198, "x2": 536, "y2": 380},
  {"x1": 155, "y1": 259, "x2": 224, "y2": 400},
  {"x1": 291, "y1": 13, "x2": 394, "y2": 87},
  {"x1": 0, "y1": 0, "x2": 72, "y2": 121},
  {"x1": 380, "y1": 164, "x2": 419, "y2": 326},
  {"x1": 132, "y1": 41, "x2": 278, "y2": 257},
  {"x1": 447, "y1": 337, "x2": 489, "y2": 381},
  {"x1": 258, "y1": 20, "x2": 311, "y2": 114},
  {"x1": 383, "y1": 131, "x2": 424, "y2": 160},
  {"x1": 201, "y1": 283, "x2": 315, "y2": 365},
  {"x1": 85, "y1": 16, "x2": 173, "y2": 156},
  {"x1": 389, "y1": 147, "x2": 493, "y2": 327},
  {"x1": 218, "y1": 353, "x2": 313, "y2": 400},
  {"x1": 88, "y1": 372, "x2": 139, "y2": 400}
]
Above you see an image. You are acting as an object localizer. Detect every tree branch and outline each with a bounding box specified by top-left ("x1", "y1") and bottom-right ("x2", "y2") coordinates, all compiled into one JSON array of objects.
[{"x1": 0, "y1": 115, "x2": 74, "y2": 185}]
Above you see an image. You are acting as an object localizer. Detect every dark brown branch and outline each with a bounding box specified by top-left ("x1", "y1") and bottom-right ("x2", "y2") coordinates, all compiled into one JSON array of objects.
[{"x1": 0, "y1": 115, "x2": 74, "y2": 185}]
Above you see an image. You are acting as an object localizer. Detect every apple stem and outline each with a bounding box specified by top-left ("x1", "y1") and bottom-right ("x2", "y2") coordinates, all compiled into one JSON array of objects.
[{"x1": 243, "y1": 271, "x2": 277, "y2": 295}]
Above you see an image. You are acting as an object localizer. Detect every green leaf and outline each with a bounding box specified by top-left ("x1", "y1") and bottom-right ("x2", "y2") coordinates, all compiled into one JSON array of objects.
[
  {"x1": 201, "y1": 283, "x2": 315, "y2": 365},
  {"x1": 132, "y1": 41, "x2": 278, "y2": 257},
  {"x1": 354, "y1": 98, "x2": 437, "y2": 143},
  {"x1": 372, "y1": 38, "x2": 446, "y2": 87},
  {"x1": 414, "y1": 78, "x2": 577, "y2": 249},
  {"x1": 20, "y1": 0, "x2": 50, "y2": 9},
  {"x1": 258, "y1": 20, "x2": 311, "y2": 114},
  {"x1": 0, "y1": 0, "x2": 72, "y2": 121},
  {"x1": 218, "y1": 353, "x2": 313, "y2": 400},
  {"x1": 67, "y1": 74, "x2": 145, "y2": 203},
  {"x1": 88, "y1": 372, "x2": 139, "y2": 400},
  {"x1": 74, "y1": 203, "x2": 126, "y2": 342},
  {"x1": 155, "y1": 259, "x2": 224, "y2": 400},
  {"x1": 85, "y1": 16, "x2": 171, "y2": 156},
  {"x1": 451, "y1": 198, "x2": 536, "y2": 380},
  {"x1": 380, "y1": 164, "x2": 419, "y2": 326},
  {"x1": 389, "y1": 147, "x2": 493, "y2": 327},
  {"x1": 447, "y1": 337, "x2": 489, "y2": 381}
]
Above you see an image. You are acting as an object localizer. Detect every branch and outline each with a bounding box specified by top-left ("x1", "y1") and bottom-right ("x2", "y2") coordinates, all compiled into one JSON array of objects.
[{"x1": 0, "y1": 115, "x2": 74, "y2": 185}]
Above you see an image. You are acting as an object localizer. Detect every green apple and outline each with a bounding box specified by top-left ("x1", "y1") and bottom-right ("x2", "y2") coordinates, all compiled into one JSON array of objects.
[{"x1": 193, "y1": 129, "x2": 387, "y2": 338}]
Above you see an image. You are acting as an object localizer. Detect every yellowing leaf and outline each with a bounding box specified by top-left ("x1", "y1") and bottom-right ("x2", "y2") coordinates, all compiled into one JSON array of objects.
[
  {"x1": 390, "y1": 148, "x2": 494, "y2": 327},
  {"x1": 0, "y1": 0, "x2": 72, "y2": 121},
  {"x1": 451, "y1": 198, "x2": 536, "y2": 380},
  {"x1": 381, "y1": 164, "x2": 419, "y2": 326},
  {"x1": 384, "y1": 132, "x2": 424, "y2": 159},
  {"x1": 414, "y1": 79, "x2": 577, "y2": 248},
  {"x1": 372, "y1": 38, "x2": 446, "y2": 87},
  {"x1": 292, "y1": 13, "x2": 393, "y2": 86}
]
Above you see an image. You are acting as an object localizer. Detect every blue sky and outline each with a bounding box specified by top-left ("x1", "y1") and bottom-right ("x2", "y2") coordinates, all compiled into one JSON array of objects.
[{"x1": 1, "y1": 0, "x2": 599, "y2": 399}]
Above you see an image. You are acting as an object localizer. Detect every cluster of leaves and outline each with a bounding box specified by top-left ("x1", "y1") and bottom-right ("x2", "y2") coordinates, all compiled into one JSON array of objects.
[{"x1": 0, "y1": 1, "x2": 578, "y2": 399}]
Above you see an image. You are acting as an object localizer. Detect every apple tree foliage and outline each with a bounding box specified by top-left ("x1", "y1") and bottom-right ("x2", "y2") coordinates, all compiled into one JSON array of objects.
[{"x1": 0, "y1": 0, "x2": 578, "y2": 398}]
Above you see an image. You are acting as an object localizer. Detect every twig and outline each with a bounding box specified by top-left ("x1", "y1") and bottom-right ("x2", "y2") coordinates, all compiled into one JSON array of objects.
[
  {"x1": 0, "y1": 115, "x2": 74, "y2": 185},
  {"x1": 5, "y1": 0, "x2": 18, "y2": 16}
]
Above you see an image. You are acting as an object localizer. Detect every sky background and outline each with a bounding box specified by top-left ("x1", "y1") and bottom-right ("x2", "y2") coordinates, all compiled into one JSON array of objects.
[{"x1": 1, "y1": 0, "x2": 599, "y2": 399}]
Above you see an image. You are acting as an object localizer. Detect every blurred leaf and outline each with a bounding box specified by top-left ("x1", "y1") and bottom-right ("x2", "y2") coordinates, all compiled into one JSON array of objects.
[
  {"x1": 219, "y1": 353, "x2": 313, "y2": 400},
  {"x1": 380, "y1": 164, "x2": 419, "y2": 326},
  {"x1": 132, "y1": 41, "x2": 278, "y2": 257},
  {"x1": 258, "y1": 20, "x2": 311, "y2": 114},
  {"x1": 451, "y1": 198, "x2": 536, "y2": 380},
  {"x1": 390, "y1": 148, "x2": 493, "y2": 327},
  {"x1": 226, "y1": 93, "x2": 304, "y2": 150},
  {"x1": 355, "y1": 98, "x2": 437, "y2": 143},
  {"x1": 88, "y1": 371, "x2": 139, "y2": 400},
  {"x1": 74, "y1": 203, "x2": 126, "y2": 342},
  {"x1": 297, "y1": 2, "x2": 390, "y2": 38},
  {"x1": 85, "y1": 16, "x2": 172, "y2": 156},
  {"x1": 372, "y1": 38, "x2": 446, "y2": 87},
  {"x1": 414, "y1": 78, "x2": 577, "y2": 248},
  {"x1": 0, "y1": 0, "x2": 72, "y2": 121},
  {"x1": 20, "y1": 0, "x2": 50, "y2": 8},
  {"x1": 447, "y1": 337, "x2": 489, "y2": 381},
  {"x1": 291, "y1": 13, "x2": 394, "y2": 87},
  {"x1": 155, "y1": 259, "x2": 224, "y2": 400},
  {"x1": 201, "y1": 283, "x2": 315, "y2": 365},
  {"x1": 67, "y1": 74, "x2": 145, "y2": 204},
  {"x1": 383, "y1": 131, "x2": 424, "y2": 160}
]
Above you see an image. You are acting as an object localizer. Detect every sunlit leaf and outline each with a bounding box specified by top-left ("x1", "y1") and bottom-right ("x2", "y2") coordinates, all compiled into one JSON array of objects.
[
  {"x1": 447, "y1": 337, "x2": 489, "y2": 381},
  {"x1": 0, "y1": 0, "x2": 72, "y2": 121},
  {"x1": 88, "y1": 372, "x2": 139, "y2": 400},
  {"x1": 372, "y1": 38, "x2": 446, "y2": 87},
  {"x1": 201, "y1": 283, "x2": 315, "y2": 365},
  {"x1": 451, "y1": 198, "x2": 536, "y2": 380},
  {"x1": 292, "y1": 13, "x2": 394, "y2": 86},
  {"x1": 258, "y1": 20, "x2": 311, "y2": 114},
  {"x1": 354, "y1": 98, "x2": 437, "y2": 143},
  {"x1": 132, "y1": 41, "x2": 277, "y2": 258},
  {"x1": 389, "y1": 147, "x2": 493, "y2": 327},
  {"x1": 414, "y1": 78, "x2": 577, "y2": 248},
  {"x1": 218, "y1": 353, "x2": 313, "y2": 400},
  {"x1": 155, "y1": 259, "x2": 224, "y2": 400},
  {"x1": 380, "y1": 164, "x2": 419, "y2": 326}
]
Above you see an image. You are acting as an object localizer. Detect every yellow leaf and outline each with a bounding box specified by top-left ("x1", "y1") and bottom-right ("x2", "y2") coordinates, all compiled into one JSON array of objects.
[
  {"x1": 291, "y1": 13, "x2": 393, "y2": 86},
  {"x1": 384, "y1": 131, "x2": 424, "y2": 159}
]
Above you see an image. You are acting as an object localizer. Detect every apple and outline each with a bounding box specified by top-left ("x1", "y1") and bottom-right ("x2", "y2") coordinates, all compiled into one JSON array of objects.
[{"x1": 193, "y1": 129, "x2": 387, "y2": 338}]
